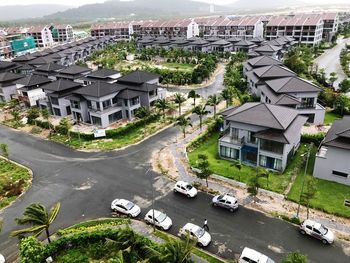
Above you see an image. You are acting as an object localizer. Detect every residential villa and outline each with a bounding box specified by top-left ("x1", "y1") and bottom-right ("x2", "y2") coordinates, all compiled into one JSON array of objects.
[
  {"x1": 0, "y1": 72, "x2": 24, "y2": 102},
  {"x1": 314, "y1": 116, "x2": 350, "y2": 186},
  {"x1": 219, "y1": 103, "x2": 307, "y2": 171}
]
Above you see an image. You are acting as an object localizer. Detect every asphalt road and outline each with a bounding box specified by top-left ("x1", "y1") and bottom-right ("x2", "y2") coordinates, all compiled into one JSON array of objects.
[
  {"x1": 0, "y1": 124, "x2": 349, "y2": 263},
  {"x1": 314, "y1": 37, "x2": 350, "y2": 89}
]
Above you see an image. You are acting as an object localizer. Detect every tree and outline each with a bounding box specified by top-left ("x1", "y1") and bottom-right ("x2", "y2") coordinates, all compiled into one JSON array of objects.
[
  {"x1": 329, "y1": 72, "x2": 338, "y2": 87},
  {"x1": 247, "y1": 175, "x2": 259, "y2": 202},
  {"x1": 57, "y1": 117, "x2": 72, "y2": 138},
  {"x1": 192, "y1": 105, "x2": 210, "y2": 130},
  {"x1": 257, "y1": 168, "x2": 269, "y2": 189},
  {"x1": 154, "y1": 98, "x2": 170, "y2": 119},
  {"x1": 196, "y1": 154, "x2": 211, "y2": 187},
  {"x1": 0, "y1": 143, "x2": 9, "y2": 160},
  {"x1": 300, "y1": 177, "x2": 317, "y2": 219},
  {"x1": 174, "y1": 93, "x2": 187, "y2": 116},
  {"x1": 339, "y1": 79, "x2": 350, "y2": 93},
  {"x1": 176, "y1": 116, "x2": 192, "y2": 138},
  {"x1": 220, "y1": 87, "x2": 234, "y2": 108},
  {"x1": 134, "y1": 106, "x2": 152, "y2": 119},
  {"x1": 161, "y1": 233, "x2": 195, "y2": 263},
  {"x1": 27, "y1": 107, "x2": 40, "y2": 125},
  {"x1": 282, "y1": 251, "x2": 308, "y2": 263},
  {"x1": 207, "y1": 94, "x2": 221, "y2": 116},
  {"x1": 41, "y1": 108, "x2": 52, "y2": 138},
  {"x1": 11, "y1": 202, "x2": 61, "y2": 243},
  {"x1": 188, "y1": 90, "x2": 200, "y2": 106},
  {"x1": 334, "y1": 94, "x2": 350, "y2": 115},
  {"x1": 11, "y1": 110, "x2": 21, "y2": 128}
]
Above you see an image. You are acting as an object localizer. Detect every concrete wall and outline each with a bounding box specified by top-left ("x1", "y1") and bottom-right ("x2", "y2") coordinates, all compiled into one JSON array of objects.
[
  {"x1": 0, "y1": 84, "x2": 17, "y2": 102},
  {"x1": 314, "y1": 146, "x2": 350, "y2": 186},
  {"x1": 254, "y1": 21, "x2": 264, "y2": 38}
]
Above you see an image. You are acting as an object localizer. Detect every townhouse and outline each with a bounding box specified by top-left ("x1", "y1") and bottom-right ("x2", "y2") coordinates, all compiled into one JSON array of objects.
[
  {"x1": 52, "y1": 25, "x2": 74, "y2": 43},
  {"x1": 244, "y1": 56, "x2": 325, "y2": 124},
  {"x1": 219, "y1": 102, "x2": 307, "y2": 171},
  {"x1": 314, "y1": 116, "x2": 350, "y2": 186},
  {"x1": 27, "y1": 26, "x2": 54, "y2": 48},
  {"x1": 321, "y1": 13, "x2": 339, "y2": 42},
  {"x1": 265, "y1": 14, "x2": 324, "y2": 46},
  {"x1": 0, "y1": 72, "x2": 24, "y2": 102},
  {"x1": 91, "y1": 22, "x2": 132, "y2": 39}
]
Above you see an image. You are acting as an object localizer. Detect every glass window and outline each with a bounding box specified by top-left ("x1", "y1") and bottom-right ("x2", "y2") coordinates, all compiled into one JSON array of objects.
[
  {"x1": 87, "y1": 100, "x2": 92, "y2": 109},
  {"x1": 108, "y1": 111, "x2": 122, "y2": 123},
  {"x1": 91, "y1": 116, "x2": 102, "y2": 126},
  {"x1": 102, "y1": 99, "x2": 111, "y2": 109},
  {"x1": 220, "y1": 146, "x2": 239, "y2": 160},
  {"x1": 247, "y1": 131, "x2": 257, "y2": 144},
  {"x1": 53, "y1": 108, "x2": 61, "y2": 116},
  {"x1": 131, "y1": 96, "x2": 140, "y2": 106},
  {"x1": 231, "y1": 128, "x2": 239, "y2": 140},
  {"x1": 260, "y1": 139, "x2": 284, "y2": 154},
  {"x1": 332, "y1": 170, "x2": 348, "y2": 178},
  {"x1": 71, "y1": 100, "x2": 80, "y2": 109},
  {"x1": 112, "y1": 96, "x2": 119, "y2": 104},
  {"x1": 50, "y1": 97, "x2": 59, "y2": 105},
  {"x1": 273, "y1": 159, "x2": 282, "y2": 171},
  {"x1": 260, "y1": 155, "x2": 267, "y2": 167}
]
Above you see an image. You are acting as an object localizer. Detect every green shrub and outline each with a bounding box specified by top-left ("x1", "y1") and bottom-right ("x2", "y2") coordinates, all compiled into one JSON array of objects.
[
  {"x1": 19, "y1": 236, "x2": 45, "y2": 263},
  {"x1": 58, "y1": 249, "x2": 89, "y2": 263},
  {"x1": 301, "y1": 133, "x2": 325, "y2": 147},
  {"x1": 30, "y1": 126, "x2": 42, "y2": 134}
]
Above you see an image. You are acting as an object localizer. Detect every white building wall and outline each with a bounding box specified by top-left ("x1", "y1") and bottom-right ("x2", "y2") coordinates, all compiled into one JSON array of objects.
[
  {"x1": 254, "y1": 21, "x2": 264, "y2": 38},
  {"x1": 187, "y1": 21, "x2": 199, "y2": 39}
]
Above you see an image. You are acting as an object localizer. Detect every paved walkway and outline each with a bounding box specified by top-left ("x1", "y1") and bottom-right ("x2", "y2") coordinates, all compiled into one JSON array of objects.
[{"x1": 167, "y1": 124, "x2": 350, "y2": 236}]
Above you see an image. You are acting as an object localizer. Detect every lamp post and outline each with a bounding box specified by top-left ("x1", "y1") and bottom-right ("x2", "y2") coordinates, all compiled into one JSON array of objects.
[{"x1": 296, "y1": 143, "x2": 313, "y2": 219}]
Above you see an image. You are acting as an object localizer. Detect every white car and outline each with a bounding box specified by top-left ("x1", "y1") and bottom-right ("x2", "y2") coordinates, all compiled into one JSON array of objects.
[
  {"x1": 0, "y1": 254, "x2": 5, "y2": 263},
  {"x1": 212, "y1": 194, "x2": 239, "y2": 212},
  {"x1": 178, "y1": 223, "x2": 211, "y2": 247},
  {"x1": 239, "y1": 247, "x2": 275, "y2": 263},
  {"x1": 174, "y1": 181, "x2": 197, "y2": 197},
  {"x1": 111, "y1": 198, "x2": 141, "y2": 217},
  {"x1": 144, "y1": 209, "x2": 172, "y2": 230},
  {"x1": 299, "y1": 219, "x2": 335, "y2": 244}
]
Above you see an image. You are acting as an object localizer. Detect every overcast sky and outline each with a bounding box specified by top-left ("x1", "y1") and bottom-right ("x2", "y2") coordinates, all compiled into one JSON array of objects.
[{"x1": 0, "y1": 0, "x2": 348, "y2": 7}]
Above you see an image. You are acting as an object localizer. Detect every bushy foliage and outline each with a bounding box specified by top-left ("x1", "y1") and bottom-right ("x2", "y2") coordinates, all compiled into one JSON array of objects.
[{"x1": 19, "y1": 236, "x2": 45, "y2": 263}]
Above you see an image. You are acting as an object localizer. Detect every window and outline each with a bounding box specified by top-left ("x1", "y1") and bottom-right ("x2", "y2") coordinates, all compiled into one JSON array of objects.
[
  {"x1": 53, "y1": 108, "x2": 61, "y2": 116},
  {"x1": 131, "y1": 96, "x2": 140, "y2": 106},
  {"x1": 108, "y1": 111, "x2": 122, "y2": 123},
  {"x1": 260, "y1": 139, "x2": 284, "y2": 154},
  {"x1": 0, "y1": 95, "x2": 5, "y2": 102},
  {"x1": 149, "y1": 90, "x2": 155, "y2": 97},
  {"x1": 50, "y1": 97, "x2": 59, "y2": 105},
  {"x1": 91, "y1": 116, "x2": 102, "y2": 126},
  {"x1": 102, "y1": 99, "x2": 111, "y2": 110},
  {"x1": 71, "y1": 100, "x2": 80, "y2": 109},
  {"x1": 231, "y1": 128, "x2": 239, "y2": 140},
  {"x1": 247, "y1": 131, "x2": 257, "y2": 144},
  {"x1": 332, "y1": 170, "x2": 348, "y2": 178},
  {"x1": 87, "y1": 100, "x2": 92, "y2": 109},
  {"x1": 220, "y1": 146, "x2": 239, "y2": 160},
  {"x1": 300, "y1": 97, "x2": 315, "y2": 108},
  {"x1": 112, "y1": 96, "x2": 119, "y2": 104}
]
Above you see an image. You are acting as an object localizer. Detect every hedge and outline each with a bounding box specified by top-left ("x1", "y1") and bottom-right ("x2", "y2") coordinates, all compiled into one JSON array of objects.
[{"x1": 301, "y1": 133, "x2": 325, "y2": 147}]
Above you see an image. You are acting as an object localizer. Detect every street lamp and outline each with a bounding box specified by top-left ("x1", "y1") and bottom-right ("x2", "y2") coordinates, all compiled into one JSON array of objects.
[{"x1": 295, "y1": 143, "x2": 313, "y2": 219}]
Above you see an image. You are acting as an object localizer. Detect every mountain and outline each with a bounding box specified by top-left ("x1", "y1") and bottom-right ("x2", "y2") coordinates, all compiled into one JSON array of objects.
[
  {"x1": 0, "y1": 4, "x2": 72, "y2": 21},
  {"x1": 43, "y1": 0, "x2": 223, "y2": 22},
  {"x1": 228, "y1": 0, "x2": 305, "y2": 10}
]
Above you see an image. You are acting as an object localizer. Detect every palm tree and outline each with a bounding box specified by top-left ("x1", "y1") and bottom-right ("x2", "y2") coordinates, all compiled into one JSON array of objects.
[
  {"x1": 11, "y1": 202, "x2": 60, "y2": 243},
  {"x1": 220, "y1": 87, "x2": 234, "y2": 108},
  {"x1": 192, "y1": 105, "x2": 210, "y2": 130},
  {"x1": 207, "y1": 94, "x2": 221, "y2": 116},
  {"x1": 161, "y1": 234, "x2": 195, "y2": 263},
  {"x1": 154, "y1": 98, "x2": 170, "y2": 119},
  {"x1": 173, "y1": 93, "x2": 186, "y2": 116},
  {"x1": 176, "y1": 116, "x2": 192, "y2": 138},
  {"x1": 188, "y1": 90, "x2": 200, "y2": 106},
  {"x1": 257, "y1": 168, "x2": 269, "y2": 189}
]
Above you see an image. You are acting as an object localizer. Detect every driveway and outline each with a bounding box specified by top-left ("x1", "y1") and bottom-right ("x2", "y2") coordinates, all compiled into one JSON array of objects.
[
  {"x1": 0, "y1": 125, "x2": 349, "y2": 263},
  {"x1": 314, "y1": 37, "x2": 350, "y2": 89}
]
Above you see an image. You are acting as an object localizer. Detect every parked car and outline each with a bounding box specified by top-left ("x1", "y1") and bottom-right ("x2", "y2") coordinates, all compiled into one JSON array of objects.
[
  {"x1": 173, "y1": 181, "x2": 197, "y2": 197},
  {"x1": 111, "y1": 198, "x2": 141, "y2": 217},
  {"x1": 299, "y1": 219, "x2": 334, "y2": 244},
  {"x1": 239, "y1": 247, "x2": 275, "y2": 263},
  {"x1": 178, "y1": 223, "x2": 211, "y2": 247},
  {"x1": 212, "y1": 193, "x2": 238, "y2": 212},
  {"x1": 0, "y1": 254, "x2": 5, "y2": 263},
  {"x1": 144, "y1": 209, "x2": 172, "y2": 230}
]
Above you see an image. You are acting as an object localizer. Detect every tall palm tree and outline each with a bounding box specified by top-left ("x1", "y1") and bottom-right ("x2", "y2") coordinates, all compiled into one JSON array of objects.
[
  {"x1": 188, "y1": 90, "x2": 200, "y2": 106},
  {"x1": 173, "y1": 93, "x2": 186, "y2": 116},
  {"x1": 192, "y1": 105, "x2": 210, "y2": 130},
  {"x1": 220, "y1": 87, "x2": 234, "y2": 108},
  {"x1": 176, "y1": 116, "x2": 192, "y2": 138},
  {"x1": 161, "y1": 234, "x2": 195, "y2": 263},
  {"x1": 154, "y1": 98, "x2": 170, "y2": 119},
  {"x1": 207, "y1": 94, "x2": 222, "y2": 116},
  {"x1": 11, "y1": 202, "x2": 60, "y2": 243}
]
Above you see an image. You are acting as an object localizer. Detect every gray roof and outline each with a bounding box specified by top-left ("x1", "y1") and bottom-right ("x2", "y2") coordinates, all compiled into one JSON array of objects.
[
  {"x1": 12, "y1": 54, "x2": 36, "y2": 62},
  {"x1": 117, "y1": 70, "x2": 159, "y2": 84},
  {"x1": 41, "y1": 79, "x2": 81, "y2": 92},
  {"x1": 234, "y1": 40, "x2": 255, "y2": 46},
  {"x1": 74, "y1": 81, "x2": 124, "y2": 98},
  {"x1": 253, "y1": 65, "x2": 296, "y2": 79},
  {"x1": 250, "y1": 37, "x2": 265, "y2": 43},
  {"x1": 128, "y1": 83, "x2": 159, "y2": 92},
  {"x1": 223, "y1": 102, "x2": 300, "y2": 130},
  {"x1": 0, "y1": 72, "x2": 24, "y2": 83},
  {"x1": 28, "y1": 56, "x2": 57, "y2": 66},
  {"x1": 226, "y1": 37, "x2": 242, "y2": 43},
  {"x1": 266, "y1": 39, "x2": 286, "y2": 47},
  {"x1": 59, "y1": 65, "x2": 91, "y2": 75},
  {"x1": 265, "y1": 76, "x2": 321, "y2": 93},
  {"x1": 254, "y1": 44, "x2": 281, "y2": 52},
  {"x1": 35, "y1": 63, "x2": 65, "y2": 72},
  {"x1": 211, "y1": 39, "x2": 232, "y2": 46},
  {"x1": 15, "y1": 75, "x2": 51, "y2": 87},
  {"x1": 247, "y1": 56, "x2": 282, "y2": 68},
  {"x1": 275, "y1": 94, "x2": 301, "y2": 105},
  {"x1": 206, "y1": 36, "x2": 222, "y2": 42},
  {"x1": 191, "y1": 39, "x2": 209, "y2": 45},
  {"x1": 0, "y1": 61, "x2": 19, "y2": 71},
  {"x1": 323, "y1": 116, "x2": 350, "y2": 150},
  {"x1": 171, "y1": 39, "x2": 189, "y2": 45},
  {"x1": 116, "y1": 89, "x2": 143, "y2": 99},
  {"x1": 88, "y1": 68, "x2": 120, "y2": 78}
]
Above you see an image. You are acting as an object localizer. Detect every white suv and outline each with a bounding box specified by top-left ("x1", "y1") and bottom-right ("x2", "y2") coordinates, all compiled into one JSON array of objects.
[
  {"x1": 212, "y1": 194, "x2": 238, "y2": 212},
  {"x1": 111, "y1": 198, "x2": 141, "y2": 217},
  {"x1": 178, "y1": 223, "x2": 211, "y2": 247},
  {"x1": 239, "y1": 247, "x2": 275, "y2": 263},
  {"x1": 299, "y1": 219, "x2": 334, "y2": 244},
  {"x1": 174, "y1": 181, "x2": 197, "y2": 197},
  {"x1": 144, "y1": 209, "x2": 172, "y2": 230}
]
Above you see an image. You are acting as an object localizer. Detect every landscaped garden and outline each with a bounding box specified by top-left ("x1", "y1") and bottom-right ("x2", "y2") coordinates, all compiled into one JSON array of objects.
[
  {"x1": 88, "y1": 41, "x2": 221, "y2": 86},
  {"x1": 0, "y1": 151, "x2": 31, "y2": 210}
]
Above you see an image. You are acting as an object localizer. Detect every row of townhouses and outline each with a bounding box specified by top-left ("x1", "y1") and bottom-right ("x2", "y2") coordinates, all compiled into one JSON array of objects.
[
  {"x1": 90, "y1": 13, "x2": 338, "y2": 46},
  {"x1": 0, "y1": 24, "x2": 74, "y2": 59}
]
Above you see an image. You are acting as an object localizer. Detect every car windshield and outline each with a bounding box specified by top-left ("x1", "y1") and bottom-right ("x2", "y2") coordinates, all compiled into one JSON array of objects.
[
  {"x1": 217, "y1": 194, "x2": 225, "y2": 200},
  {"x1": 194, "y1": 227, "x2": 205, "y2": 238},
  {"x1": 185, "y1": 184, "x2": 193, "y2": 190},
  {"x1": 125, "y1": 201, "x2": 134, "y2": 210},
  {"x1": 319, "y1": 225, "x2": 328, "y2": 235},
  {"x1": 156, "y1": 212, "x2": 167, "y2": 223}
]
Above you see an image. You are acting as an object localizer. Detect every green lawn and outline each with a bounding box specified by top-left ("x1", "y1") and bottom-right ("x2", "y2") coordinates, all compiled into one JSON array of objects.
[
  {"x1": 0, "y1": 159, "x2": 31, "y2": 210},
  {"x1": 188, "y1": 132, "x2": 297, "y2": 193},
  {"x1": 324, "y1": 111, "x2": 341, "y2": 125},
  {"x1": 162, "y1": 62, "x2": 194, "y2": 71}
]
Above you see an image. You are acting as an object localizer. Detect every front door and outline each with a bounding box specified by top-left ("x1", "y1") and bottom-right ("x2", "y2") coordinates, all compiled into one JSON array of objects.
[{"x1": 66, "y1": 106, "x2": 71, "y2": 115}]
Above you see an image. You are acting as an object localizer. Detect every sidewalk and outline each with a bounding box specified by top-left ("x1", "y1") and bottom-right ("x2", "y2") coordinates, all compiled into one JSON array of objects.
[{"x1": 157, "y1": 123, "x2": 350, "y2": 239}]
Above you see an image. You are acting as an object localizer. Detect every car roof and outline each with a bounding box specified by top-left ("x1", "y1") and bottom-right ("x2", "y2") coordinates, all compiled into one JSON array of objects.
[
  {"x1": 304, "y1": 219, "x2": 321, "y2": 228},
  {"x1": 183, "y1": 222, "x2": 199, "y2": 231},
  {"x1": 117, "y1": 199, "x2": 132, "y2": 206},
  {"x1": 223, "y1": 194, "x2": 237, "y2": 202},
  {"x1": 177, "y1": 181, "x2": 190, "y2": 186},
  {"x1": 146, "y1": 209, "x2": 162, "y2": 217},
  {"x1": 241, "y1": 247, "x2": 265, "y2": 262}
]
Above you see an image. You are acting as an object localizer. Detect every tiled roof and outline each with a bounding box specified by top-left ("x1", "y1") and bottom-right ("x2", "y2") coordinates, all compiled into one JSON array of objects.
[
  {"x1": 265, "y1": 76, "x2": 321, "y2": 93},
  {"x1": 267, "y1": 14, "x2": 323, "y2": 27},
  {"x1": 247, "y1": 56, "x2": 282, "y2": 67},
  {"x1": 41, "y1": 79, "x2": 81, "y2": 92},
  {"x1": 15, "y1": 75, "x2": 51, "y2": 87},
  {"x1": 59, "y1": 65, "x2": 91, "y2": 75},
  {"x1": 117, "y1": 70, "x2": 159, "y2": 85},
  {"x1": 323, "y1": 116, "x2": 350, "y2": 150},
  {"x1": 0, "y1": 72, "x2": 24, "y2": 83},
  {"x1": 88, "y1": 68, "x2": 120, "y2": 78},
  {"x1": 253, "y1": 65, "x2": 296, "y2": 79},
  {"x1": 255, "y1": 44, "x2": 281, "y2": 53},
  {"x1": 74, "y1": 81, "x2": 124, "y2": 98},
  {"x1": 35, "y1": 63, "x2": 65, "y2": 72}
]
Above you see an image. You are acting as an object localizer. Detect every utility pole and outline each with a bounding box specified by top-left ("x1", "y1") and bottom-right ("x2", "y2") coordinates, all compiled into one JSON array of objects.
[{"x1": 296, "y1": 143, "x2": 313, "y2": 219}]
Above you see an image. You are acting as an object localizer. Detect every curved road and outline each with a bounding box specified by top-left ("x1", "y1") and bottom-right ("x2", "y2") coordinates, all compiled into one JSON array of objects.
[{"x1": 0, "y1": 125, "x2": 349, "y2": 263}]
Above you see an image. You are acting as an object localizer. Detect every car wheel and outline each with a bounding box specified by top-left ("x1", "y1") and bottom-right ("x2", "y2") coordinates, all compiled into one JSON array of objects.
[
  {"x1": 174, "y1": 188, "x2": 177, "y2": 193},
  {"x1": 187, "y1": 194, "x2": 191, "y2": 198},
  {"x1": 300, "y1": 230, "x2": 306, "y2": 235},
  {"x1": 162, "y1": 226, "x2": 167, "y2": 231},
  {"x1": 322, "y1": 239, "x2": 328, "y2": 245},
  {"x1": 197, "y1": 242, "x2": 203, "y2": 247},
  {"x1": 229, "y1": 208, "x2": 234, "y2": 212},
  {"x1": 213, "y1": 202, "x2": 217, "y2": 207}
]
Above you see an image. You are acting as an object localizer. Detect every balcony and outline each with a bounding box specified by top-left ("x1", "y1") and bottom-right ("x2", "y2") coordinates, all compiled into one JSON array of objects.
[{"x1": 220, "y1": 131, "x2": 245, "y2": 146}]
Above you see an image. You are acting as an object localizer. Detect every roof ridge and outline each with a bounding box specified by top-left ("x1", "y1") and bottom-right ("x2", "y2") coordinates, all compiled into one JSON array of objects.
[
  {"x1": 227, "y1": 102, "x2": 259, "y2": 118},
  {"x1": 264, "y1": 103, "x2": 284, "y2": 130}
]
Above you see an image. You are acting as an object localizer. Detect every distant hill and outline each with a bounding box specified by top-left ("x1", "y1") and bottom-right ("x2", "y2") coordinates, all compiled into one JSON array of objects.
[
  {"x1": 0, "y1": 4, "x2": 72, "y2": 21},
  {"x1": 43, "y1": 0, "x2": 223, "y2": 22},
  {"x1": 229, "y1": 0, "x2": 304, "y2": 10}
]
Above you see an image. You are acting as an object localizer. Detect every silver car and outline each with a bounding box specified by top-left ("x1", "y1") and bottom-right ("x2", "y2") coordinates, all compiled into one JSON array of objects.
[{"x1": 212, "y1": 194, "x2": 238, "y2": 212}]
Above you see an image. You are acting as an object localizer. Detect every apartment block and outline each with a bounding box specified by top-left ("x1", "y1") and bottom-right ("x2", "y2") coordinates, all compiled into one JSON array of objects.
[{"x1": 27, "y1": 26, "x2": 54, "y2": 48}]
